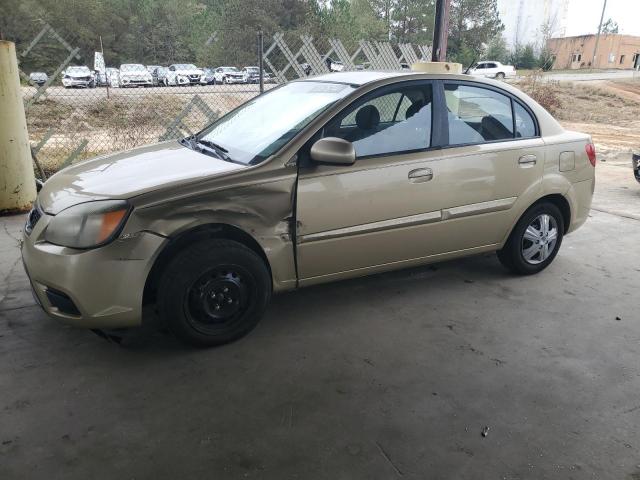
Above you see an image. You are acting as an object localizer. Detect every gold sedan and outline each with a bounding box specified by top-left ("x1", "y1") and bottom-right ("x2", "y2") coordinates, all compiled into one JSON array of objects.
[{"x1": 22, "y1": 71, "x2": 596, "y2": 346}]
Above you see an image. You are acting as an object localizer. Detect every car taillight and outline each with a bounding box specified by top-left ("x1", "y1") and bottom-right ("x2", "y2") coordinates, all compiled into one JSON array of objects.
[{"x1": 585, "y1": 143, "x2": 596, "y2": 167}]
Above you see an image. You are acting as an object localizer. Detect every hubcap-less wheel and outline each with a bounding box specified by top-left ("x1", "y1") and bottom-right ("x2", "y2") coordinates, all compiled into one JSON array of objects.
[
  {"x1": 521, "y1": 214, "x2": 558, "y2": 265},
  {"x1": 185, "y1": 266, "x2": 254, "y2": 335}
]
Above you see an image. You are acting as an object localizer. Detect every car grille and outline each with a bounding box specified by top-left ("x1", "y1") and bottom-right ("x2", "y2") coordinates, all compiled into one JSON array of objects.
[
  {"x1": 189, "y1": 75, "x2": 201, "y2": 80},
  {"x1": 25, "y1": 204, "x2": 42, "y2": 235}
]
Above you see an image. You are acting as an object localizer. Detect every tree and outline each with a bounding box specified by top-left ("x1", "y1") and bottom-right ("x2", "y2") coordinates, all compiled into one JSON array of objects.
[
  {"x1": 448, "y1": 0, "x2": 503, "y2": 64},
  {"x1": 484, "y1": 35, "x2": 508, "y2": 62},
  {"x1": 509, "y1": 43, "x2": 537, "y2": 69},
  {"x1": 601, "y1": 18, "x2": 619, "y2": 35},
  {"x1": 390, "y1": 0, "x2": 435, "y2": 44}
]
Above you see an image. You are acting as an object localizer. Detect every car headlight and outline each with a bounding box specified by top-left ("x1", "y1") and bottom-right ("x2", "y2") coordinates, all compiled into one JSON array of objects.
[{"x1": 45, "y1": 200, "x2": 130, "y2": 249}]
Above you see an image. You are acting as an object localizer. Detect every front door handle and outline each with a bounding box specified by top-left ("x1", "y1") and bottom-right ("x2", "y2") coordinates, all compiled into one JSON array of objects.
[
  {"x1": 408, "y1": 168, "x2": 433, "y2": 183},
  {"x1": 518, "y1": 154, "x2": 537, "y2": 167}
]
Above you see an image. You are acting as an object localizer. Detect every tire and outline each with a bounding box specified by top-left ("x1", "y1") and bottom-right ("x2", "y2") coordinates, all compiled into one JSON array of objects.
[
  {"x1": 497, "y1": 202, "x2": 564, "y2": 275},
  {"x1": 495, "y1": 72, "x2": 506, "y2": 80},
  {"x1": 223, "y1": 76, "x2": 229, "y2": 84},
  {"x1": 157, "y1": 239, "x2": 272, "y2": 347}
]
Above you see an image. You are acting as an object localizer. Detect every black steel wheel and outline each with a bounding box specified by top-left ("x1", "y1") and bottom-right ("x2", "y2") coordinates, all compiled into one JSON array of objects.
[
  {"x1": 158, "y1": 239, "x2": 271, "y2": 347},
  {"x1": 184, "y1": 265, "x2": 254, "y2": 336}
]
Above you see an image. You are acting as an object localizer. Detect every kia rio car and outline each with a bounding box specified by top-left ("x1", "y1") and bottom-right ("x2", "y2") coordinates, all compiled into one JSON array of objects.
[{"x1": 22, "y1": 71, "x2": 595, "y2": 347}]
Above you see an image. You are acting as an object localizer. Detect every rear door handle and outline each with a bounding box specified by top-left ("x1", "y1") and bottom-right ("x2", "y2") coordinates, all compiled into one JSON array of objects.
[
  {"x1": 518, "y1": 154, "x2": 537, "y2": 167},
  {"x1": 408, "y1": 168, "x2": 433, "y2": 183}
]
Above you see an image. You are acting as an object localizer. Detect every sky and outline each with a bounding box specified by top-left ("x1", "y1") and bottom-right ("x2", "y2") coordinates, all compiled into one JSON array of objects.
[{"x1": 566, "y1": 0, "x2": 640, "y2": 36}]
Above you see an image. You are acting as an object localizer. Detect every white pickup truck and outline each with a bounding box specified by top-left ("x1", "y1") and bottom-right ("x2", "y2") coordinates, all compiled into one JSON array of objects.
[{"x1": 467, "y1": 61, "x2": 516, "y2": 80}]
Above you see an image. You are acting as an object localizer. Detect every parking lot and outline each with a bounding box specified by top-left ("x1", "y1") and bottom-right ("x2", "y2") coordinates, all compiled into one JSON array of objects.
[
  {"x1": 1, "y1": 155, "x2": 639, "y2": 478},
  {"x1": 23, "y1": 83, "x2": 272, "y2": 106}
]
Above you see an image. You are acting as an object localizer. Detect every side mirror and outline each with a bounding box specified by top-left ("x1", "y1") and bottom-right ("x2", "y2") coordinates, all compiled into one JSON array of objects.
[{"x1": 310, "y1": 137, "x2": 356, "y2": 165}]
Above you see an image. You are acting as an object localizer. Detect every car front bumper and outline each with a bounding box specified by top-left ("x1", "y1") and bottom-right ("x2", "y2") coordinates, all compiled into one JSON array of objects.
[
  {"x1": 21, "y1": 212, "x2": 166, "y2": 329},
  {"x1": 62, "y1": 78, "x2": 92, "y2": 87},
  {"x1": 121, "y1": 77, "x2": 153, "y2": 87}
]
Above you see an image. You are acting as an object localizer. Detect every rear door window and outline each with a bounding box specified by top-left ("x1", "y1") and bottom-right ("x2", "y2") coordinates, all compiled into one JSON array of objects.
[{"x1": 444, "y1": 84, "x2": 514, "y2": 145}]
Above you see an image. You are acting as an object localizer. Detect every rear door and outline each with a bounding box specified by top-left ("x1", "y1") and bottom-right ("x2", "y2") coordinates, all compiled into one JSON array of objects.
[
  {"x1": 483, "y1": 63, "x2": 498, "y2": 77},
  {"x1": 436, "y1": 81, "x2": 545, "y2": 243}
]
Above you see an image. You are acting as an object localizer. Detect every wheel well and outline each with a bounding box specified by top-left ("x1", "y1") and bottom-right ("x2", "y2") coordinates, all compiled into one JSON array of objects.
[
  {"x1": 535, "y1": 194, "x2": 571, "y2": 233},
  {"x1": 143, "y1": 224, "x2": 271, "y2": 306}
]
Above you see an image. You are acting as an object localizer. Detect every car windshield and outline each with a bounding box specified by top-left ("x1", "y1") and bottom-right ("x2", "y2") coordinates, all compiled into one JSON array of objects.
[
  {"x1": 245, "y1": 67, "x2": 258, "y2": 72},
  {"x1": 67, "y1": 67, "x2": 90, "y2": 74},
  {"x1": 120, "y1": 64, "x2": 146, "y2": 71},
  {"x1": 196, "y1": 81, "x2": 355, "y2": 165},
  {"x1": 174, "y1": 64, "x2": 197, "y2": 69},
  {"x1": 222, "y1": 67, "x2": 239, "y2": 72}
]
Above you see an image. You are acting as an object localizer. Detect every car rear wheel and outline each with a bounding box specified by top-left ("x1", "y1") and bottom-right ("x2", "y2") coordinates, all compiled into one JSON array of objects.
[
  {"x1": 496, "y1": 72, "x2": 505, "y2": 80},
  {"x1": 497, "y1": 202, "x2": 564, "y2": 275},
  {"x1": 157, "y1": 239, "x2": 271, "y2": 347}
]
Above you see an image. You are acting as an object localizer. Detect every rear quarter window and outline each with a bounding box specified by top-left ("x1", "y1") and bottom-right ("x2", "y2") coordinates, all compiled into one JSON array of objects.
[{"x1": 514, "y1": 102, "x2": 537, "y2": 138}]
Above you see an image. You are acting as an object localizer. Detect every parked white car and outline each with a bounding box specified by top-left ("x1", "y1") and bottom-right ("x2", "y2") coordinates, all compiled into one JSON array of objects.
[
  {"x1": 29, "y1": 72, "x2": 48, "y2": 86},
  {"x1": 213, "y1": 66, "x2": 244, "y2": 84},
  {"x1": 106, "y1": 67, "x2": 120, "y2": 87},
  {"x1": 61, "y1": 66, "x2": 95, "y2": 88},
  {"x1": 467, "y1": 61, "x2": 516, "y2": 80},
  {"x1": 167, "y1": 64, "x2": 207, "y2": 86},
  {"x1": 119, "y1": 64, "x2": 153, "y2": 87}
]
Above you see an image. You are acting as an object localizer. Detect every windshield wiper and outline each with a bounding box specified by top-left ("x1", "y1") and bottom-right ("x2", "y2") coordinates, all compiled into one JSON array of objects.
[
  {"x1": 197, "y1": 138, "x2": 228, "y2": 153},
  {"x1": 193, "y1": 137, "x2": 238, "y2": 163},
  {"x1": 195, "y1": 139, "x2": 232, "y2": 162}
]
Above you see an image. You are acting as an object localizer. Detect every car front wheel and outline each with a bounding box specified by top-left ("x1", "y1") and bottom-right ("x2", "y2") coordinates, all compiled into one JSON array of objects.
[
  {"x1": 158, "y1": 239, "x2": 272, "y2": 347},
  {"x1": 497, "y1": 202, "x2": 564, "y2": 275}
]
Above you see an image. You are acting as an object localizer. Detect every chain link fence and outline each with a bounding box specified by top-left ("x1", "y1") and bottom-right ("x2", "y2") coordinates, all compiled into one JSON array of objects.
[{"x1": 18, "y1": 23, "x2": 431, "y2": 177}]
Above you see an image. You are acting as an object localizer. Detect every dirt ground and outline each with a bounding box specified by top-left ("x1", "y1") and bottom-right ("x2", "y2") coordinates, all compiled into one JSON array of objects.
[{"x1": 529, "y1": 79, "x2": 640, "y2": 162}]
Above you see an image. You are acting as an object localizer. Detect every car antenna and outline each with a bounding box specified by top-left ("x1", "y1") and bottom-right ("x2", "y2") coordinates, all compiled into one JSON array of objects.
[{"x1": 463, "y1": 56, "x2": 477, "y2": 75}]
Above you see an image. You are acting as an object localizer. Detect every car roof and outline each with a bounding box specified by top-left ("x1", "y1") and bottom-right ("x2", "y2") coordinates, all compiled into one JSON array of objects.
[
  {"x1": 299, "y1": 70, "x2": 513, "y2": 87},
  {"x1": 304, "y1": 70, "x2": 415, "y2": 85}
]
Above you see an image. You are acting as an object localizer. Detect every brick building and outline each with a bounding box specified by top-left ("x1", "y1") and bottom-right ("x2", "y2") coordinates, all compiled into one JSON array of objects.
[{"x1": 547, "y1": 34, "x2": 640, "y2": 70}]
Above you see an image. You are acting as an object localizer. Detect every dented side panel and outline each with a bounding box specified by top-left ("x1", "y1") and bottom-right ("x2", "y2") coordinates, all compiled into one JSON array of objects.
[{"x1": 126, "y1": 172, "x2": 298, "y2": 292}]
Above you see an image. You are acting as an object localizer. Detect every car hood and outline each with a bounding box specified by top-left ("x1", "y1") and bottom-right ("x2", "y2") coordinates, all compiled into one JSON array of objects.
[
  {"x1": 121, "y1": 71, "x2": 150, "y2": 77},
  {"x1": 38, "y1": 141, "x2": 246, "y2": 214},
  {"x1": 66, "y1": 71, "x2": 91, "y2": 78},
  {"x1": 175, "y1": 69, "x2": 203, "y2": 75}
]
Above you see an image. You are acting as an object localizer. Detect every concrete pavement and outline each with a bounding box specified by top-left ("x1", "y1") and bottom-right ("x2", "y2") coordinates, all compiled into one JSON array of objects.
[
  {"x1": 540, "y1": 69, "x2": 638, "y2": 82},
  {"x1": 1, "y1": 161, "x2": 639, "y2": 479}
]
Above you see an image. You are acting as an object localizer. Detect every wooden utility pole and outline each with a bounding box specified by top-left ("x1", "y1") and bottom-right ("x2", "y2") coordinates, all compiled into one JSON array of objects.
[
  {"x1": 591, "y1": 0, "x2": 608, "y2": 69},
  {"x1": 432, "y1": 0, "x2": 451, "y2": 62}
]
